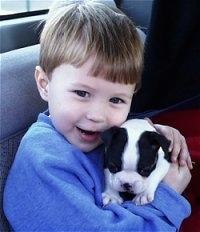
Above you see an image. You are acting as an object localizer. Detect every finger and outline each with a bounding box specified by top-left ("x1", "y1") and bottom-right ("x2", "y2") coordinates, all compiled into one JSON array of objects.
[
  {"x1": 170, "y1": 130, "x2": 182, "y2": 162},
  {"x1": 172, "y1": 134, "x2": 193, "y2": 169},
  {"x1": 187, "y1": 156, "x2": 193, "y2": 170},
  {"x1": 179, "y1": 136, "x2": 193, "y2": 169},
  {"x1": 178, "y1": 135, "x2": 188, "y2": 165}
]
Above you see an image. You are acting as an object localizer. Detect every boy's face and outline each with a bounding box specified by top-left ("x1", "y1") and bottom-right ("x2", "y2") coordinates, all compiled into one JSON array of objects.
[{"x1": 35, "y1": 58, "x2": 135, "y2": 152}]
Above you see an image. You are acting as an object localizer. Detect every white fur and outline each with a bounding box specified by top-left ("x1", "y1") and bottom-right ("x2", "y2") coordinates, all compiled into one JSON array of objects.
[{"x1": 102, "y1": 119, "x2": 170, "y2": 205}]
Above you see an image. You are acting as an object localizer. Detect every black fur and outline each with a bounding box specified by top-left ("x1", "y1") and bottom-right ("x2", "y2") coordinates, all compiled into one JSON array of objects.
[
  {"x1": 137, "y1": 131, "x2": 171, "y2": 177},
  {"x1": 101, "y1": 126, "x2": 128, "y2": 173}
]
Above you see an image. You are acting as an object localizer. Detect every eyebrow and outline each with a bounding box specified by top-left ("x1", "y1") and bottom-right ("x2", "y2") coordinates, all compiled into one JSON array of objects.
[
  {"x1": 117, "y1": 93, "x2": 133, "y2": 99},
  {"x1": 70, "y1": 83, "x2": 96, "y2": 91},
  {"x1": 71, "y1": 82, "x2": 134, "y2": 99}
]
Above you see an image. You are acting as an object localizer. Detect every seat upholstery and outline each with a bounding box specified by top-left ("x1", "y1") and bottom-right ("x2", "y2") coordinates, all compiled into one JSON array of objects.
[{"x1": 0, "y1": 45, "x2": 47, "y2": 231}]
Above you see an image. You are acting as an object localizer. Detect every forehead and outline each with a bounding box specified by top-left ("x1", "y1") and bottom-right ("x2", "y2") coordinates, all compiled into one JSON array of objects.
[{"x1": 51, "y1": 62, "x2": 135, "y2": 97}]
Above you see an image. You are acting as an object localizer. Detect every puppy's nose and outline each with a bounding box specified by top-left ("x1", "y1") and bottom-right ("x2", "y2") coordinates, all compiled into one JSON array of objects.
[{"x1": 123, "y1": 183, "x2": 131, "y2": 191}]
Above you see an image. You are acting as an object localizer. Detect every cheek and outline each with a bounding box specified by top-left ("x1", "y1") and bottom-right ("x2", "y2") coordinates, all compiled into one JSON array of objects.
[
  {"x1": 49, "y1": 104, "x2": 77, "y2": 135},
  {"x1": 50, "y1": 111, "x2": 70, "y2": 135},
  {"x1": 108, "y1": 110, "x2": 129, "y2": 127},
  {"x1": 111, "y1": 101, "x2": 132, "y2": 124}
]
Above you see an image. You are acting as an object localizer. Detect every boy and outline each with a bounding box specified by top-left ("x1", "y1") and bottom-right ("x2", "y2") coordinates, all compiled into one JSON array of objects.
[{"x1": 4, "y1": 1, "x2": 192, "y2": 231}]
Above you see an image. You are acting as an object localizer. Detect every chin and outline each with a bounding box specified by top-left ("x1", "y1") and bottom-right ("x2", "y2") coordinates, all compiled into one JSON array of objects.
[{"x1": 81, "y1": 142, "x2": 102, "y2": 153}]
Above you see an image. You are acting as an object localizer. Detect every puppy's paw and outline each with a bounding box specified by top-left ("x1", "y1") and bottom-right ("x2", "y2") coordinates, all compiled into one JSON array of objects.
[
  {"x1": 133, "y1": 190, "x2": 155, "y2": 205},
  {"x1": 102, "y1": 191, "x2": 123, "y2": 206}
]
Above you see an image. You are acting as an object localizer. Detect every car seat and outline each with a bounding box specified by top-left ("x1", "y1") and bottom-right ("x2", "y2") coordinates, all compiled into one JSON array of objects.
[{"x1": 0, "y1": 45, "x2": 47, "y2": 231}]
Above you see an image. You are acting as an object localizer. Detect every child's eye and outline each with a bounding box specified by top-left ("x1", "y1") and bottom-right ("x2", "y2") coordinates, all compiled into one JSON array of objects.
[
  {"x1": 110, "y1": 97, "x2": 125, "y2": 104},
  {"x1": 74, "y1": 90, "x2": 89, "y2": 98}
]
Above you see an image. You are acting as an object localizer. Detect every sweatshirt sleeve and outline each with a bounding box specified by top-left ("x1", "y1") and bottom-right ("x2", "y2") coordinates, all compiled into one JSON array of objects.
[{"x1": 3, "y1": 123, "x2": 191, "y2": 231}]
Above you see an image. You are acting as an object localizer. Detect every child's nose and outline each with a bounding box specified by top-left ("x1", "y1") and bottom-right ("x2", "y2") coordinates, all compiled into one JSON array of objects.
[{"x1": 86, "y1": 105, "x2": 106, "y2": 122}]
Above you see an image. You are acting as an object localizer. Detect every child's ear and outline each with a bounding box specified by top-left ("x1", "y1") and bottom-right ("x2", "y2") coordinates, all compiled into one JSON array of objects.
[{"x1": 35, "y1": 66, "x2": 49, "y2": 102}]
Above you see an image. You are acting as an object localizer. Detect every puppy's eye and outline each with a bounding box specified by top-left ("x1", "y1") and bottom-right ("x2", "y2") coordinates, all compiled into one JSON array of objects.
[
  {"x1": 74, "y1": 90, "x2": 89, "y2": 98},
  {"x1": 110, "y1": 97, "x2": 124, "y2": 104}
]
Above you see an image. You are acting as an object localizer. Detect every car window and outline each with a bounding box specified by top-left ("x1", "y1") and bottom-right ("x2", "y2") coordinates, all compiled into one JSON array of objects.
[{"x1": 0, "y1": 0, "x2": 53, "y2": 16}]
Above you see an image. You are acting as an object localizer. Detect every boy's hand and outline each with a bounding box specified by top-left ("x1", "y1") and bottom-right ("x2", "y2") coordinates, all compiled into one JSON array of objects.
[
  {"x1": 163, "y1": 162, "x2": 191, "y2": 194},
  {"x1": 153, "y1": 124, "x2": 193, "y2": 170}
]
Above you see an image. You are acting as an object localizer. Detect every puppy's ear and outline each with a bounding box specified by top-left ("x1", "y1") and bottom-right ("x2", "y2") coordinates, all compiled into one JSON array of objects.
[
  {"x1": 101, "y1": 126, "x2": 119, "y2": 148},
  {"x1": 137, "y1": 131, "x2": 171, "y2": 177},
  {"x1": 151, "y1": 132, "x2": 171, "y2": 159},
  {"x1": 101, "y1": 127, "x2": 128, "y2": 173}
]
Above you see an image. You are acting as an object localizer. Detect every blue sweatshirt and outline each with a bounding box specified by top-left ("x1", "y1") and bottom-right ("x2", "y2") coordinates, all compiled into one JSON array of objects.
[{"x1": 4, "y1": 112, "x2": 191, "y2": 231}]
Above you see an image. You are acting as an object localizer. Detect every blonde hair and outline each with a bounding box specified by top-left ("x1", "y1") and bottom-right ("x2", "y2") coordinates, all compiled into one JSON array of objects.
[{"x1": 39, "y1": 0, "x2": 143, "y2": 89}]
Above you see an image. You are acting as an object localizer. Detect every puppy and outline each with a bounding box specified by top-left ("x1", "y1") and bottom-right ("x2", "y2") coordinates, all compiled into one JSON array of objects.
[{"x1": 101, "y1": 119, "x2": 171, "y2": 205}]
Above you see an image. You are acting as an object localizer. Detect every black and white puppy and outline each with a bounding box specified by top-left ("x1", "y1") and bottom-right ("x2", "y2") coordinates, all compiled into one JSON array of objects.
[{"x1": 101, "y1": 119, "x2": 171, "y2": 205}]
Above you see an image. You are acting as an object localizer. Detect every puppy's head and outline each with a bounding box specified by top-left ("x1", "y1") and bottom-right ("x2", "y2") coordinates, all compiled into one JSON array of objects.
[
  {"x1": 101, "y1": 126, "x2": 127, "y2": 173},
  {"x1": 101, "y1": 121, "x2": 171, "y2": 178},
  {"x1": 137, "y1": 131, "x2": 171, "y2": 177}
]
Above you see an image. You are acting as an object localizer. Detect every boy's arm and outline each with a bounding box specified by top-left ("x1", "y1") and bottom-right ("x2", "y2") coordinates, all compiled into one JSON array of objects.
[
  {"x1": 123, "y1": 183, "x2": 191, "y2": 230},
  {"x1": 3, "y1": 123, "x2": 191, "y2": 231},
  {"x1": 4, "y1": 156, "x2": 191, "y2": 231}
]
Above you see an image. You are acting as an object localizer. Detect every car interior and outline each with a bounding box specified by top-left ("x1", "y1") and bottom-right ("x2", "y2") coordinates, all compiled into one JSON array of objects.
[{"x1": 0, "y1": 0, "x2": 199, "y2": 231}]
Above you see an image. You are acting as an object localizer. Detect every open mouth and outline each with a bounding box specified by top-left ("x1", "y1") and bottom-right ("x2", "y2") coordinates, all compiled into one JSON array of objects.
[
  {"x1": 76, "y1": 127, "x2": 100, "y2": 143},
  {"x1": 77, "y1": 127, "x2": 96, "y2": 135}
]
